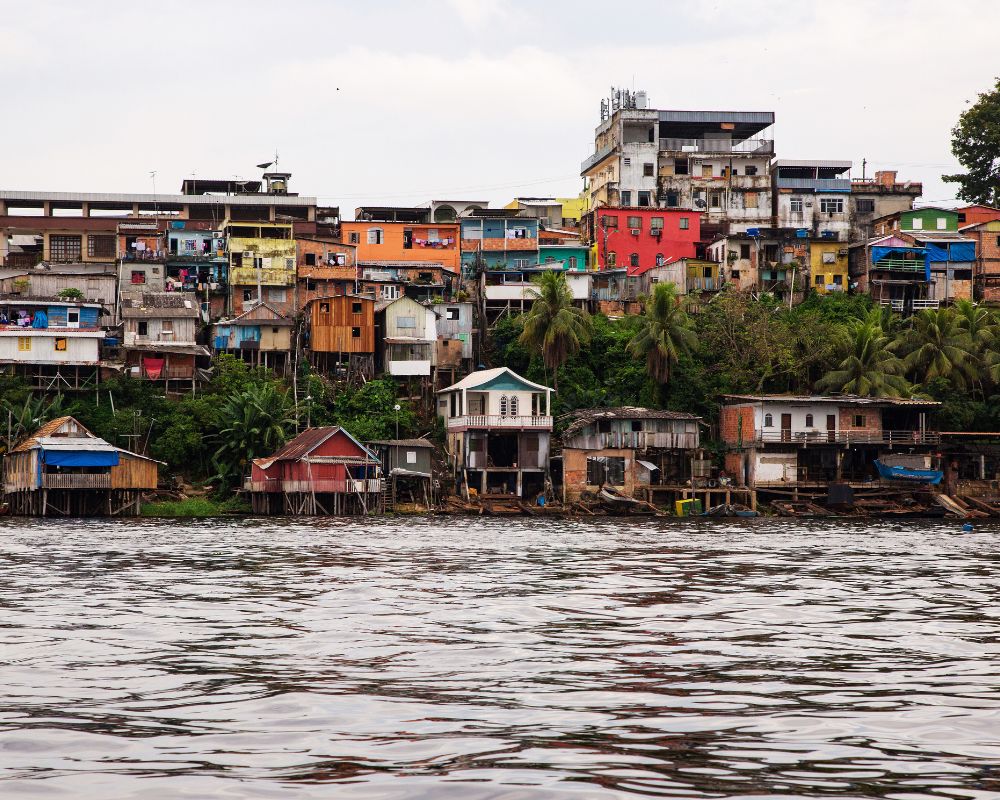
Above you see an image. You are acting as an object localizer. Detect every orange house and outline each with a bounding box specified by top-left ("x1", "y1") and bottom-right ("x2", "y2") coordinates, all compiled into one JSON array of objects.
[{"x1": 341, "y1": 220, "x2": 460, "y2": 273}]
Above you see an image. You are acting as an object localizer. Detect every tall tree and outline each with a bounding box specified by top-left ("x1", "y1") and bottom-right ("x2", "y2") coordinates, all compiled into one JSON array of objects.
[
  {"x1": 898, "y1": 307, "x2": 975, "y2": 390},
  {"x1": 816, "y1": 312, "x2": 910, "y2": 397},
  {"x1": 519, "y1": 270, "x2": 591, "y2": 391},
  {"x1": 627, "y1": 282, "x2": 698, "y2": 384},
  {"x1": 943, "y1": 78, "x2": 1000, "y2": 205}
]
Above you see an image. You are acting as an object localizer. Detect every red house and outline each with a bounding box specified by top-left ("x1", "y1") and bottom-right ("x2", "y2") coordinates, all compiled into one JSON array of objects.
[
  {"x1": 247, "y1": 426, "x2": 383, "y2": 515},
  {"x1": 587, "y1": 207, "x2": 700, "y2": 276},
  {"x1": 957, "y1": 205, "x2": 1000, "y2": 227}
]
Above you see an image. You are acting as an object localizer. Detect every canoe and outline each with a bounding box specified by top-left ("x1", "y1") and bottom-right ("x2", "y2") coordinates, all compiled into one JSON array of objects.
[{"x1": 874, "y1": 459, "x2": 943, "y2": 485}]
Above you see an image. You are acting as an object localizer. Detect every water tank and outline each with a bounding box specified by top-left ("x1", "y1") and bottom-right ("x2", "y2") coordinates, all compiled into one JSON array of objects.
[{"x1": 635, "y1": 91, "x2": 648, "y2": 109}]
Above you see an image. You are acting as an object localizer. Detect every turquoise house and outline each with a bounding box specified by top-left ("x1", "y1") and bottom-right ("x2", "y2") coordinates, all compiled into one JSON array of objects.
[{"x1": 539, "y1": 243, "x2": 589, "y2": 271}]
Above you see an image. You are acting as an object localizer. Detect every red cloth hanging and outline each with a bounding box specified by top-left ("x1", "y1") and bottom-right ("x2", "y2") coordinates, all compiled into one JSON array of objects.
[{"x1": 142, "y1": 356, "x2": 165, "y2": 379}]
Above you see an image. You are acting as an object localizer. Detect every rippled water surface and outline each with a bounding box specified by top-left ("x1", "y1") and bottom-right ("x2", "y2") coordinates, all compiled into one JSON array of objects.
[{"x1": 2, "y1": 516, "x2": 1000, "y2": 799}]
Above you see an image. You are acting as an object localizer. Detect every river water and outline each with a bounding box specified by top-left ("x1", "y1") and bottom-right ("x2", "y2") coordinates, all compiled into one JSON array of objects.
[{"x1": 1, "y1": 516, "x2": 999, "y2": 799}]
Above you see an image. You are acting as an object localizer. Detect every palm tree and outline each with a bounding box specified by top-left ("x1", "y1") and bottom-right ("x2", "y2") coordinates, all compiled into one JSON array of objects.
[
  {"x1": 627, "y1": 282, "x2": 697, "y2": 384},
  {"x1": 898, "y1": 306, "x2": 975, "y2": 390},
  {"x1": 816, "y1": 313, "x2": 911, "y2": 397},
  {"x1": 518, "y1": 269, "x2": 591, "y2": 391},
  {"x1": 2, "y1": 394, "x2": 65, "y2": 453},
  {"x1": 212, "y1": 382, "x2": 296, "y2": 489},
  {"x1": 954, "y1": 299, "x2": 997, "y2": 396}
]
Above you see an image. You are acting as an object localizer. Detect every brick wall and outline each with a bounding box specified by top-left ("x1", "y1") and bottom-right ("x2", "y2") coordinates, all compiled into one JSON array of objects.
[
  {"x1": 562, "y1": 447, "x2": 636, "y2": 502},
  {"x1": 720, "y1": 405, "x2": 755, "y2": 444},
  {"x1": 839, "y1": 406, "x2": 882, "y2": 435}
]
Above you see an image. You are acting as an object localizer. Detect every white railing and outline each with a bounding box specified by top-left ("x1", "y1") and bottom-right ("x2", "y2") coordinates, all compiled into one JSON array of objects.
[
  {"x1": 41, "y1": 473, "x2": 111, "y2": 489},
  {"x1": 447, "y1": 415, "x2": 552, "y2": 430},
  {"x1": 246, "y1": 479, "x2": 382, "y2": 494},
  {"x1": 878, "y1": 299, "x2": 939, "y2": 310},
  {"x1": 750, "y1": 430, "x2": 939, "y2": 445}
]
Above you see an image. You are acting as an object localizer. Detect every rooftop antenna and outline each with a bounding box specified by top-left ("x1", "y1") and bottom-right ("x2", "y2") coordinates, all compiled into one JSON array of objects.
[{"x1": 149, "y1": 170, "x2": 158, "y2": 218}]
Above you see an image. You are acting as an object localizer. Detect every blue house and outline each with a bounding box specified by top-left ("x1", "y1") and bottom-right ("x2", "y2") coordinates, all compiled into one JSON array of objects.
[{"x1": 460, "y1": 212, "x2": 539, "y2": 272}]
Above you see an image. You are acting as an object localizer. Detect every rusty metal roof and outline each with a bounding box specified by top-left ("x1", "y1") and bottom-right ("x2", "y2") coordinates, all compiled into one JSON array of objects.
[
  {"x1": 260, "y1": 426, "x2": 379, "y2": 464},
  {"x1": 564, "y1": 407, "x2": 701, "y2": 437}
]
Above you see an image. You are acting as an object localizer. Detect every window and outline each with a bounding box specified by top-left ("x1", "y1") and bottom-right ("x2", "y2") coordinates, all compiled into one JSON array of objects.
[
  {"x1": 397, "y1": 315, "x2": 416, "y2": 329},
  {"x1": 958, "y1": 213, "x2": 967, "y2": 223},
  {"x1": 137, "y1": 321, "x2": 148, "y2": 337},
  {"x1": 382, "y1": 285, "x2": 400, "y2": 300},
  {"x1": 911, "y1": 217, "x2": 923, "y2": 230},
  {"x1": 267, "y1": 288, "x2": 287, "y2": 303},
  {"x1": 627, "y1": 216, "x2": 642, "y2": 230},
  {"x1": 703, "y1": 266, "x2": 712, "y2": 278},
  {"x1": 49, "y1": 235, "x2": 82, "y2": 262},
  {"x1": 637, "y1": 191, "x2": 651, "y2": 207},
  {"x1": 823, "y1": 251, "x2": 837, "y2": 264},
  {"x1": 305, "y1": 253, "x2": 317, "y2": 266},
  {"x1": 306, "y1": 279, "x2": 317, "y2": 291},
  {"x1": 161, "y1": 320, "x2": 173, "y2": 333},
  {"x1": 856, "y1": 199, "x2": 875, "y2": 214},
  {"x1": 623, "y1": 157, "x2": 631, "y2": 166},
  {"x1": 820, "y1": 198, "x2": 844, "y2": 214},
  {"x1": 665, "y1": 193, "x2": 679, "y2": 207},
  {"x1": 352, "y1": 301, "x2": 363, "y2": 314},
  {"x1": 937, "y1": 217, "x2": 948, "y2": 230},
  {"x1": 545, "y1": 256, "x2": 556, "y2": 263},
  {"x1": 805, "y1": 414, "x2": 814, "y2": 427},
  {"x1": 815, "y1": 274, "x2": 824, "y2": 285},
  {"x1": 630, "y1": 253, "x2": 639, "y2": 268},
  {"x1": 500, "y1": 395, "x2": 508, "y2": 415},
  {"x1": 88, "y1": 235, "x2": 115, "y2": 258},
  {"x1": 621, "y1": 191, "x2": 631, "y2": 206},
  {"x1": 54, "y1": 337, "x2": 67, "y2": 352},
  {"x1": 349, "y1": 232, "x2": 360, "y2": 244},
  {"x1": 427, "y1": 229, "x2": 439, "y2": 242},
  {"x1": 833, "y1": 274, "x2": 843, "y2": 285},
  {"x1": 17, "y1": 336, "x2": 30, "y2": 352},
  {"x1": 243, "y1": 289, "x2": 253, "y2": 302},
  {"x1": 586, "y1": 456, "x2": 626, "y2": 486},
  {"x1": 631, "y1": 420, "x2": 643, "y2": 432},
  {"x1": 130, "y1": 270, "x2": 146, "y2": 285},
  {"x1": 764, "y1": 413, "x2": 773, "y2": 427},
  {"x1": 643, "y1": 162, "x2": 654, "y2": 177},
  {"x1": 709, "y1": 192, "x2": 723, "y2": 209},
  {"x1": 406, "y1": 450, "x2": 417, "y2": 464},
  {"x1": 740, "y1": 243, "x2": 751, "y2": 259},
  {"x1": 702, "y1": 164, "x2": 713, "y2": 178},
  {"x1": 745, "y1": 192, "x2": 758, "y2": 209},
  {"x1": 790, "y1": 197, "x2": 804, "y2": 213},
  {"x1": 367, "y1": 228, "x2": 383, "y2": 244},
  {"x1": 446, "y1": 307, "x2": 460, "y2": 320},
  {"x1": 745, "y1": 165, "x2": 758, "y2": 176},
  {"x1": 509, "y1": 395, "x2": 519, "y2": 416},
  {"x1": 650, "y1": 216, "x2": 664, "y2": 233},
  {"x1": 853, "y1": 414, "x2": 865, "y2": 428},
  {"x1": 319, "y1": 302, "x2": 330, "y2": 313},
  {"x1": 568, "y1": 257, "x2": 577, "y2": 269},
  {"x1": 606, "y1": 252, "x2": 616, "y2": 266},
  {"x1": 655, "y1": 253, "x2": 665, "y2": 266},
  {"x1": 601, "y1": 215, "x2": 619, "y2": 228},
  {"x1": 674, "y1": 158, "x2": 689, "y2": 175},
  {"x1": 679, "y1": 217, "x2": 690, "y2": 230},
  {"x1": 351, "y1": 326, "x2": 361, "y2": 338}
]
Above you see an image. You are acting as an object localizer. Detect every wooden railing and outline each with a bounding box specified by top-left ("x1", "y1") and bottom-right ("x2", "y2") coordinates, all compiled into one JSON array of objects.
[
  {"x1": 447, "y1": 415, "x2": 552, "y2": 430},
  {"x1": 246, "y1": 479, "x2": 383, "y2": 494},
  {"x1": 749, "y1": 430, "x2": 939, "y2": 445},
  {"x1": 41, "y1": 473, "x2": 111, "y2": 489}
]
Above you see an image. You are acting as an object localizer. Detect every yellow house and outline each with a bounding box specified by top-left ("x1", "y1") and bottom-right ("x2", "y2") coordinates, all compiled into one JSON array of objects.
[
  {"x1": 223, "y1": 221, "x2": 297, "y2": 314},
  {"x1": 809, "y1": 240, "x2": 849, "y2": 294}
]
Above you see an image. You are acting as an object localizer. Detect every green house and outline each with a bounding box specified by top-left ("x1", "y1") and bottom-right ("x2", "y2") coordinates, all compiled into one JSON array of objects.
[
  {"x1": 538, "y1": 243, "x2": 589, "y2": 271},
  {"x1": 900, "y1": 207, "x2": 959, "y2": 233}
]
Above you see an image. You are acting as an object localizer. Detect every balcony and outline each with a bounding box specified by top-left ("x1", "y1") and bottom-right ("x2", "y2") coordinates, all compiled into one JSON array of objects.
[
  {"x1": 878, "y1": 299, "x2": 939, "y2": 311},
  {"x1": 581, "y1": 143, "x2": 616, "y2": 174},
  {"x1": 873, "y1": 258, "x2": 927, "y2": 273},
  {"x1": 246, "y1": 479, "x2": 382, "y2": 494},
  {"x1": 461, "y1": 237, "x2": 537, "y2": 253},
  {"x1": 659, "y1": 137, "x2": 774, "y2": 155},
  {"x1": 776, "y1": 177, "x2": 851, "y2": 192},
  {"x1": 41, "y1": 473, "x2": 111, "y2": 489},
  {"x1": 750, "y1": 429, "x2": 940, "y2": 446},
  {"x1": 447, "y1": 414, "x2": 552, "y2": 431}
]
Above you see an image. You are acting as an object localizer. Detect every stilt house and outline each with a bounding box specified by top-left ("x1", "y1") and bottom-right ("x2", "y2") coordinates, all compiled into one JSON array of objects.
[
  {"x1": 306, "y1": 295, "x2": 375, "y2": 379},
  {"x1": 247, "y1": 426, "x2": 383, "y2": 515},
  {"x1": 3, "y1": 416, "x2": 160, "y2": 516}
]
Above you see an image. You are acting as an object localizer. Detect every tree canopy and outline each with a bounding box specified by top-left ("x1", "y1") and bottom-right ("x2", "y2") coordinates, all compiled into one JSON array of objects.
[{"x1": 943, "y1": 77, "x2": 1000, "y2": 205}]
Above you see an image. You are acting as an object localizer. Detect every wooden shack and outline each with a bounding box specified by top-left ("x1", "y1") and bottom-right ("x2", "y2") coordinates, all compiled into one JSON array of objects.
[
  {"x1": 368, "y1": 438, "x2": 436, "y2": 510},
  {"x1": 306, "y1": 295, "x2": 374, "y2": 378},
  {"x1": 212, "y1": 301, "x2": 294, "y2": 374},
  {"x1": 3, "y1": 416, "x2": 160, "y2": 516},
  {"x1": 247, "y1": 426, "x2": 383, "y2": 515}
]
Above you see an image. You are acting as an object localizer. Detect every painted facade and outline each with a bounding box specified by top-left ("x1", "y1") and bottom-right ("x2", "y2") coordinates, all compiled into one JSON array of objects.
[
  {"x1": 586, "y1": 207, "x2": 699, "y2": 276},
  {"x1": 341, "y1": 220, "x2": 460, "y2": 272},
  {"x1": 460, "y1": 215, "x2": 539, "y2": 271}
]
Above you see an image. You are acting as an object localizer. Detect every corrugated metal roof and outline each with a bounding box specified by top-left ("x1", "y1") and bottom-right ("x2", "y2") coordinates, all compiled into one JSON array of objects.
[
  {"x1": 259, "y1": 426, "x2": 379, "y2": 464},
  {"x1": 368, "y1": 439, "x2": 436, "y2": 448},
  {"x1": 722, "y1": 394, "x2": 940, "y2": 407},
  {"x1": 564, "y1": 407, "x2": 701, "y2": 437}
]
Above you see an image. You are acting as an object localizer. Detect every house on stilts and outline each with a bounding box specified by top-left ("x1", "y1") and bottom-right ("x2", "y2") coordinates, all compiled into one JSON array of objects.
[
  {"x1": 246, "y1": 426, "x2": 384, "y2": 515},
  {"x1": 3, "y1": 416, "x2": 161, "y2": 516}
]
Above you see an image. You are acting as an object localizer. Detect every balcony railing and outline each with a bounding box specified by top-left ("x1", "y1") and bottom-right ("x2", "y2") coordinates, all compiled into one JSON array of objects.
[
  {"x1": 878, "y1": 299, "x2": 939, "y2": 311},
  {"x1": 41, "y1": 473, "x2": 111, "y2": 489},
  {"x1": 246, "y1": 479, "x2": 383, "y2": 494},
  {"x1": 447, "y1": 414, "x2": 552, "y2": 430},
  {"x1": 748, "y1": 430, "x2": 940, "y2": 445},
  {"x1": 873, "y1": 258, "x2": 926, "y2": 272},
  {"x1": 659, "y1": 137, "x2": 774, "y2": 155},
  {"x1": 775, "y1": 177, "x2": 851, "y2": 192}
]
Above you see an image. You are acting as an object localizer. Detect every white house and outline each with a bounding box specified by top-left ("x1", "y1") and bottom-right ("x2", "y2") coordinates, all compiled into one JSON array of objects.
[
  {"x1": 377, "y1": 296, "x2": 437, "y2": 377},
  {"x1": 437, "y1": 367, "x2": 553, "y2": 499}
]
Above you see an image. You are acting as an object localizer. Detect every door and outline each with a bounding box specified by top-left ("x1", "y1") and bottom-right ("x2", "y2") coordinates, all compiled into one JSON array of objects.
[
  {"x1": 66, "y1": 309, "x2": 80, "y2": 329},
  {"x1": 781, "y1": 413, "x2": 792, "y2": 442},
  {"x1": 826, "y1": 414, "x2": 836, "y2": 443}
]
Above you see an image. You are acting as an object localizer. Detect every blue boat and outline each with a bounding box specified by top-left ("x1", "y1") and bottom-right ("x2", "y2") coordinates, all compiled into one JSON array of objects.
[{"x1": 874, "y1": 459, "x2": 943, "y2": 485}]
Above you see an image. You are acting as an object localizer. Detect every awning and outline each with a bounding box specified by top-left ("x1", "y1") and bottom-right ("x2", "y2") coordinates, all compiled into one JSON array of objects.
[
  {"x1": 42, "y1": 449, "x2": 119, "y2": 467},
  {"x1": 636, "y1": 459, "x2": 659, "y2": 472}
]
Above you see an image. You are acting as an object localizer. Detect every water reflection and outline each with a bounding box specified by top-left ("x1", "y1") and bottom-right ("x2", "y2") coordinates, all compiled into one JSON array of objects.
[{"x1": 1, "y1": 516, "x2": 999, "y2": 798}]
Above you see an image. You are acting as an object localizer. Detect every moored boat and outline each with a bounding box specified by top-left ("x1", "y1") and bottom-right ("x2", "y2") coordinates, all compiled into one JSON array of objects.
[{"x1": 874, "y1": 459, "x2": 943, "y2": 485}]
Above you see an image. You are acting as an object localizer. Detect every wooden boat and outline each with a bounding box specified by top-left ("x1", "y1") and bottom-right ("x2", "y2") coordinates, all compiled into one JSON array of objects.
[
  {"x1": 599, "y1": 486, "x2": 643, "y2": 507},
  {"x1": 874, "y1": 459, "x2": 943, "y2": 485}
]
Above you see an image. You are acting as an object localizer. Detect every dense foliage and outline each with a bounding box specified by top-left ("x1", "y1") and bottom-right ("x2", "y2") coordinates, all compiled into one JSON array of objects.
[{"x1": 943, "y1": 76, "x2": 1000, "y2": 205}]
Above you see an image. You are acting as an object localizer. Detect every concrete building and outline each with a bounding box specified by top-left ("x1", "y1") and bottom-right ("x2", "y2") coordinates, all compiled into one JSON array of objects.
[
  {"x1": 418, "y1": 199, "x2": 489, "y2": 223},
  {"x1": 850, "y1": 171, "x2": 923, "y2": 241},
  {"x1": 772, "y1": 160, "x2": 852, "y2": 241},
  {"x1": 437, "y1": 367, "x2": 553, "y2": 500},
  {"x1": 460, "y1": 211, "x2": 540, "y2": 272},
  {"x1": 343, "y1": 207, "x2": 461, "y2": 275},
  {"x1": 224, "y1": 221, "x2": 297, "y2": 316},
  {"x1": 580, "y1": 90, "x2": 775, "y2": 237}
]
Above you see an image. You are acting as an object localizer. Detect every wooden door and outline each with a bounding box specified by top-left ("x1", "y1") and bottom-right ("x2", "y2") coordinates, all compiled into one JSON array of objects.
[
  {"x1": 781, "y1": 413, "x2": 792, "y2": 442},
  {"x1": 826, "y1": 414, "x2": 836, "y2": 443}
]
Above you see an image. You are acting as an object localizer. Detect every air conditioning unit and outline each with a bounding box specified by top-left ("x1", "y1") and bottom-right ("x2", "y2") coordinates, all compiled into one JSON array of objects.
[
  {"x1": 244, "y1": 251, "x2": 255, "y2": 258},
  {"x1": 630, "y1": 228, "x2": 641, "y2": 236},
  {"x1": 650, "y1": 227, "x2": 663, "y2": 236}
]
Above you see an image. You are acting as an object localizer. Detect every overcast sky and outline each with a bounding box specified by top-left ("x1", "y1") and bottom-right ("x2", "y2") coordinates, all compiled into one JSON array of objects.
[{"x1": 1, "y1": 0, "x2": 995, "y2": 213}]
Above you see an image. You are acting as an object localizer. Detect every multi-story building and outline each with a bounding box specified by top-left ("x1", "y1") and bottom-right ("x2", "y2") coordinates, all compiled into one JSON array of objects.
[
  {"x1": 376, "y1": 295, "x2": 438, "y2": 379},
  {"x1": 296, "y1": 237, "x2": 357, "y2": 310},
  {"x1": 706, "y1": 231, "x2": 811, "y2": 303},
  {"x1": 418, "y1": 199, "x2": 489, "y2": 223},
  {"x1": 305, "y1": 294, "x2": 375, "y2": 379},
  {"x1": 719, "y1": 394, "x2": 940, "y2": 489},
  {"x1": 584, "y1": 206, "x2": 699, "y2": 275},
  {"x1": 342, "y1": 207, "x2": 460, "y2": 273},
  {"x1": 431, "y1": 300, "x2": 475, "y2": 384},
  {"x1": 580, "y1": 91, "x2": 774, "y2": 236},
  {"x1": 120, "y1": 292, "x2": 209, "y2": 391},
  {"x1": 224, "y1": 220, "x2": 297, "y2": 316},
  {"x1": 437, "y1": 367, "x2": 553, "y2": 499},
  {"x1": 460, "y1": 211, "x2": 539, "y2": 272},
  {"x1": 772, "y1": 160, "x2": 852, "y2": 240},
  {"x1": 959, "y1": 219, "x2": 1000, "y2": 301},
  {"x1": 849, "y1": 170, "x2": 922, "y2": 241}
]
